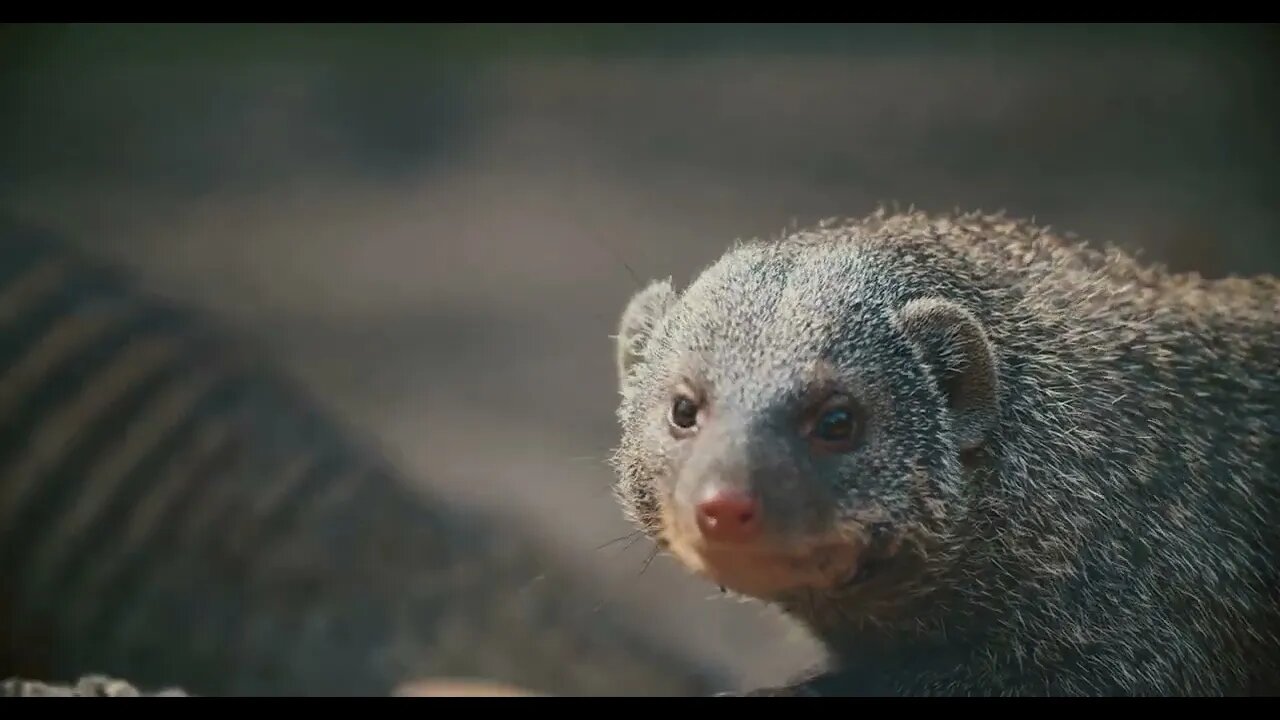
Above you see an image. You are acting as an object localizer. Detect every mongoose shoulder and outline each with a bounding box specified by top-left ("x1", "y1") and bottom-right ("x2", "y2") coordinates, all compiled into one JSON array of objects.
[
  {"x1": 0, "y1": 219, "x2": 723, "y2": 697},
  {"x1": 610, "y1": 209, "x2": 1280, "y2": 696}
]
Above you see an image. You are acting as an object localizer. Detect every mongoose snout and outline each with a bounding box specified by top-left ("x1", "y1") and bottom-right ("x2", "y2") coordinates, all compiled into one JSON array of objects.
[
  {"x1": 656, "y1": 400, "x2": 870, "y2": 599},
  {"x1": 661, "y1": 487, "x2": 868, "y2": 600},
  {"x1": 692, "y1": 487, "x2": 762, "y2": 543}
]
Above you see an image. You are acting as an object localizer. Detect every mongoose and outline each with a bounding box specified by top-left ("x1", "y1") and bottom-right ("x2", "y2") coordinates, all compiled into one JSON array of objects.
[
  {"x1": 0, "y1": 219, "x2": 724, "y2": 697},
  {"x1": 610, "y1": 209, "x2": 1280, "y2": 696}
]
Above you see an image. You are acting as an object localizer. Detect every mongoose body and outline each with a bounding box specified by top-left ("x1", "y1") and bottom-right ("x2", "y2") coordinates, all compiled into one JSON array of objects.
[
  {"x1": 611, "y1": 209, "x2": 1280, "y2": 696},
  {"x1": 0, "y1": 220, "x2": 723, "y2": 697}
]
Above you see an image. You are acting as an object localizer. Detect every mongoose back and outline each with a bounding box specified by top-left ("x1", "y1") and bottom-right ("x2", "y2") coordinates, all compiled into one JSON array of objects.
[
  {"x1": 0, "y1": 219, "x2": 724, "y2": 697},
  {"x1": 610, "y1": 209, "x2": 1280, "y2": 696}
]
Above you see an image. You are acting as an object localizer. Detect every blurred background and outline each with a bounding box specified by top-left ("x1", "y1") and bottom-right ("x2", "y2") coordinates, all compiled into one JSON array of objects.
[{"x1": 2, "y1": 23, "x2": 1277, "y2": 691}]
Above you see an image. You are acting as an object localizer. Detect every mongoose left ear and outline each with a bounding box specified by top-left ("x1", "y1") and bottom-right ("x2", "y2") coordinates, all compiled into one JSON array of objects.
[
  {"x1": 615, "y1": 278, "x2": 677, "y2": 389},
  {"x1": 895, "y1": 298, "x2": 1001, "y2": 452}
]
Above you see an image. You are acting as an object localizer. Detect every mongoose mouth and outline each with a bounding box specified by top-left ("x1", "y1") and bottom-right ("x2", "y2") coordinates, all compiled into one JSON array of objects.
[{"x1": 657, "y1": 495, "x2": 865, "y2": 599}]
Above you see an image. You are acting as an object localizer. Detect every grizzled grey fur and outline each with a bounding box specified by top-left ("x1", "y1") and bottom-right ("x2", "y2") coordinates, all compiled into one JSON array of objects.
[{"x1": 611, "y1": 209, "x2": 1280, "y2": 696}]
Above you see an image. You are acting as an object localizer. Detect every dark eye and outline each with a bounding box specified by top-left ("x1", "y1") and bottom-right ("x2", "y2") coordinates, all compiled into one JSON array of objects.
[
  {"x1": 669, "y1": 395, "x2": 700, "y2": 431},
  {"x1": 810, "y1": 403, "x2": 863, "y2": 450},
  {"x1": 815, "y1": 408, "x2": 854, "y2": 441}
]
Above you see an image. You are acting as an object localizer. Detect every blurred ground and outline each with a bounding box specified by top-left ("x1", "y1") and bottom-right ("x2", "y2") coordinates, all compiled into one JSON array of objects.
[{"x1": 1, "y1": 23, "x2": 1277, "y2": 692}]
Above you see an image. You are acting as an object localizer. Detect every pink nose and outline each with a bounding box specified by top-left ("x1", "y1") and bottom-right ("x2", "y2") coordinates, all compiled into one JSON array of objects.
[{"x1": 695, "y1": 489, "x2": 762, "y2": 543}]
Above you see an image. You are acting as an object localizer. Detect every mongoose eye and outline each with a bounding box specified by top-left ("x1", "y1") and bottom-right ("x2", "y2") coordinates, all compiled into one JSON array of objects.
[
  {"x1": 669, "y1": 395, "x2": 700, "y2": 432},
  {"x1": 815, "y1": 408, "x2": 854, "y2": 441},
  {"x1": 810, "y1": 403, "x2": 863, "y2": 450}
]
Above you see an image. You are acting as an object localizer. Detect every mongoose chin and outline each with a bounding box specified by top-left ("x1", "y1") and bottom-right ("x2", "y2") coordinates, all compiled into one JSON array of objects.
[{"x1": 610, "y1": 208, "x2": 1280, "y2": 696}]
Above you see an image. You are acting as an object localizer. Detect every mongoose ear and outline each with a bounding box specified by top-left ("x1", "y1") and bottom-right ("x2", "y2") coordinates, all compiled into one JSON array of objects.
[
  {"x1": 895, "y1": 298, "x2": 1000, "y2": 452},
  {"x1": 615, "y1": 278, "x2": 677, "y2": 387}
]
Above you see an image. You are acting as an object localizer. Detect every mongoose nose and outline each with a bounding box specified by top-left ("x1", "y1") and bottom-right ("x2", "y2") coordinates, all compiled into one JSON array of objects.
[{"x1": 695, "y1": 489, "x2": 762, "y2": 543}]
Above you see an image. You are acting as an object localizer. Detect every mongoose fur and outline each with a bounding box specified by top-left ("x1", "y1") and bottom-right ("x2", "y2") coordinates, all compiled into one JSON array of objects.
[
  {"x1": 610, "y1": 208, "x2": 1280, "y2": 696},
  {"x1": 0, "y1": 219, "x2": 723, "y2": 697}
]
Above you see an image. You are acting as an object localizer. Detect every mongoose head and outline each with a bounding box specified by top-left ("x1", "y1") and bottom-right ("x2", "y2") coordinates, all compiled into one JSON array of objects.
[{"x1": 610, "y1": 231, "x2": 1001, "y2": 612}]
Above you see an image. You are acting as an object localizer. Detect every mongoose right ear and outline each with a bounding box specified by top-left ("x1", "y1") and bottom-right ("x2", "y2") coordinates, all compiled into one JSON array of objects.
[
  {"x1": 895, "y1": 298, "x2": 1001, "y2": 452},
  {"x1": 615, "y1": 279, "x2": 677, "y2": 387}
]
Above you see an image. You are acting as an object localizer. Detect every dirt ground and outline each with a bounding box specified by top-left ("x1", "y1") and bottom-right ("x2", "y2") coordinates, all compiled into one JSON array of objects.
[{"x1": 2, "y1": 24, "x2": 1277, "y2": 692}]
